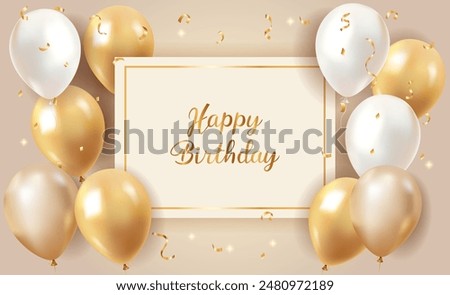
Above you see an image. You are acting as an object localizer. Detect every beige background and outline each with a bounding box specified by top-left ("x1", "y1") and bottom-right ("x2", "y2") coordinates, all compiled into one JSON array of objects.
[{"x1": 0, "y1": 0, "x2": 448, "y2": 274}]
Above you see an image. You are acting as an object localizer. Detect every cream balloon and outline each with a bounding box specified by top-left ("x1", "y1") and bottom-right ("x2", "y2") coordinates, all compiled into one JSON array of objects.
[
  {"x1": 9, "y1": 9, "x2": 81, "y2": 99},
  {"x1": 350, "y1": 166, "x2": 422, "y2": 259},
  {"x1": 4, "y1": 164, "x2": 78, "y2": 264},
  {"x1": 346, "y1": 95, "x2": 421, "y2": 176},
  {"x1": 316, "y1": 3, "x2": 390, "y2": 97}
]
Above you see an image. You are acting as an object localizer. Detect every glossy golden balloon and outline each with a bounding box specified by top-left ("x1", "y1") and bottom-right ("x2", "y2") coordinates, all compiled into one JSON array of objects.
[
  {"x1": 350, "y1": 166, "x2": 422, "y2": 258},
  {"x1": 309, "y1": 178, "x2": 365, "y2": 267},
  {"x1": 31, "y1": 86, "x2": 105, "y2": 177},
  {"x1": 75, "y1": 169, "x2": 152, "y2": 265},
  {"x1": 372, "y1": 39, "x2": 445, "y2": 117},
  {"x1": 84, "y1": 6, "x2": 154, "y2": 93},
  {"x1": 4, "y1": 164, "x2": 78, "y2": 262}
]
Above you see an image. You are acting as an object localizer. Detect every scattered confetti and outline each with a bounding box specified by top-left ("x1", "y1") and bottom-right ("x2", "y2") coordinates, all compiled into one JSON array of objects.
[
  {"x1": 33, "y1": 122, "x2": 38, "y2": 129},
  {"x1": 425, "y1": 160, "x2": 433, "y2": 170},
  {"x1": 264, "y1": 14, "x2": 273, "y2": 40},
  {"x1": 370, "y1": 148, "x2": 375, "y2": 155},
  {"x1": 139, "y1": 26, "x2": 148, "y2": 40},
  {"x1": 64, "y1": 62, "x2": 69, "y2": 68},
  {"x1": 260, "y1": 252, "x2": 266, "y2": 259},
  {"x1": 50, "y1": 259, "x2": 58, "y2": 267},
  {"x1": 340, "y1": 102, "x2": 347, "y2": 113},
  {"x1": 79, "y1": 146, "x2": 84, "y2": 152},
  {"x1": 178, "y1": 13, "x2": 191, "y2": 24},
  {"x1": 423, "y1": 42, "x2": 435, "y2": 50},
  {"x1": 299, "y1": 16, "x2": 311, "y2": 25},
  {"x1": 123, "y1": 264, "x2": 129, "y2": 271},
  {"x1": 20, "y1": 138, "x2": 28, "y2": 147},
  {"x1": 376, "y1": 113, "x2": 380, "y2": 119},
  {"x1": 419, "y1": 153, "x2": 425, "y2": 160},
  {"x1": 113, "y1": 57, "x2": 124, "y2": 65},
  {"x1": 341, "y1": 48, "x2": 346, "y2": 55},
  {"x1": 95, "y1": 96, "x2": 100, "y2": 102},
  {"x1": 385, "y1": 10, "x2": 399, "y2": 20},
  {"x1": 79, "y1": 176, "x2": 85, "y2": 183},
  {"x1": 216, "y1": 31, "x2": 224, "y2": 45},
  {"x1": 322, "y1": 265, "x2": 328, "y2": 272},
  {"x1": 20, "y1": 6, "x2": 29, "y2": 20},
  {"x1": 365, "y1": 38, "x2": 377, "y2": 86},
  {"x1": 340, "y1": 12, "x2": 350, "y2": 31},
  {"x1": 422, "y1": 113, "x2": 431, "y2": 125},
  {"x1": 90, "y1": 15, "x2": 107, "y2": 35},
  {"x1": 212, "y1": 244, "x2": 223, "y2": 253},
  {"x1": 39, "y1": 43, "x2": 50, "y2": 52},
  {"x1": 56, "y1": 162, "x2": 62, "y2": 169},
  {"x1": 54, "y1": 6, "x2": 65, "y2": 13},
  {"x1": 260, "y1": 211, "x2": 273, "y2": 221},
  {"x1": 406, "y1": 80, "x2": 414, "y2": 100},
  {"x1": 18, "y1": 90, "x2": 23, "y2": 97},
  {"x1": 152, "y1": 232, "x2": 176, "y2": 261}
]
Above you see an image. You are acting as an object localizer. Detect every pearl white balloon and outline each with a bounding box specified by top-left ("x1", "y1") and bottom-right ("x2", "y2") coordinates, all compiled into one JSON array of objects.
[
  {"x1": 9, "y1": 9, "x2": 81, "y2": 99},
  {"x1": 346, "y1": 95, "x2": 421, "y2": 176},
  {"x1": 316, "y1": 3, "x2": 390, "y2": 97}
]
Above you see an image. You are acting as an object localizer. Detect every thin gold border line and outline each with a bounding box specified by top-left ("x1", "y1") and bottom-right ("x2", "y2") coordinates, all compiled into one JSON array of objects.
[
  {"x1": 124, "y1": 66, "x2": 128, "y2": 171},
  {"x1": 123, "y1": 63, "x2": 327, "y2": 211},
  {"x1": 125, "y1": 65, "x2": 319, "y2": 69},
  {"x1": 323, "y1": 77, "x2": 327, "y2": 186}
]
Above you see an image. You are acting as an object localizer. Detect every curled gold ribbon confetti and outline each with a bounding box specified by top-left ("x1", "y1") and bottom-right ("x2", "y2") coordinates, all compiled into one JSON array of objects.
[
  {"x1": 90, "y1": 15, "x2": 107, "y2": 35},
  {"x1": 113, "y1": 57, "x2": 124, "y2": 65},
  {"x1": 341, "y1": 48, "x2": 346, "y2": 56},
  {"x1": 376, "y1": 113, "x2": 380, "y2": 119},
  {"x1": 419, "y1": 153, "x2": 425, "y2": 160},
  {"x1": 423, "y1": 42, "x2": 435, "y2": 50},
  {"x1": 79, "y1": 176, "x2": 85, "y2": 183},
  {"x1": 39, "y1": 43, "x2": 50, "y2": 52},
  {"x1": 365, "y1": 38, "x2": 377, "y2": 86},
  {"x1": 264, "y1": 14, "x2": 273, "y2": 40},
  {"x1": 138, "y1": 26, "x2": 148, "y2": 40},
  {"x1": 50, "y1": 259, "x2": 58, "y2": 267},
  {"x1": 422, "y1": 113, "x2": 431, "y2": 125},
  {"x1": 260, "y1": 211, "x2": 273, "y2": 221},
  {"x1": 152, "y1": 232, "x2": 176, "y2": 261},
  {"x1": 340, "y1": 13, "x2": 350, "y2": 31},
  {"x1": 385, "y1": 10, "x2": 399, "y2": 20},
  {"x1": 18, "y1": 90, "x2": 23, "y2": 97},
  {"x1": 216, "y1": 31, "x2": 224, "y2": 45},
  {"x1": 299, "y1": 16, "x2": 310, "y2": 25},
  {"x1": 322, "y1": 148, "x2": 332, "y2": 158},
  {"x1": 260, "y1": 252, "x2": 266, "y2": 259},
  {"x1": 54, "y1": 6, "x2": 65, "y2": 13},
  {"x1": 64, "y1": 62, "x2": 69, "y2": 68},
  {"x1": 56, "y1": 162, "x2": 62, "y2": 169},
  {"x1": 406, "y1": 80, "x2": 414, "y2": 100},
  {"x1": 123, "y1": 264, "x2": 129, "y2": 271},
  {"x1": 340, "y1": 102, "x2": 347, "y2": 113},
  {"x1": 212, "y1": 244, "x2": 223, "y2": 253},
  {"x1": 178, "y1": 13, "x2": 191, "y2": 24},
  {"x1": 322, "y1": 265, "x2": 328, "y2": 272},
  {"x1": 20, "y1": 6, "x2": 29, "y2": 20},
  {"x1": 370, "y1": 148, "x2": 375, "y2": 155},
  {"x1": 33, "y1": 122, "x2": 38, "y2": 129}
]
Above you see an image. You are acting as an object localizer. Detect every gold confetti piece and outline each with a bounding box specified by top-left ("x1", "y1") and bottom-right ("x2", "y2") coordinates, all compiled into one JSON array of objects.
[
  {"x1": 341, "y1": 48, "x2": 346, "y2": 55},
  {"x1": 212, "y1": 244, "x2": 223, "y2": 253},
  {"x1": 385, "y1": 10, "x2": 399, "y2": 20},
  {"x1": 113, "y1": 57, "x2": 124, "y2": 65},
  {"x1": 322, "y1": 264, "x2": 328, "y2": 271},
  {"x1": 79, "y1": 146, "x2": 84, "y2": 152},
  {"x1": 370, "y1": 148, "x2": 375, "y2": 155},
  {"x1": 321, "y1": 148, "x2": 332, "y2": 158},
  {"x1": 425, "y1": 160, "x2": 433, "y2": 170},
  {"x1": 422, "y1": 113, "x2": 431, "y2": 125},
  {"x1": 90, "y1": 15, "x2": 107, "y2": 35},
  {"x1": 152, "y1": 232, "x2": 176, "y2": 260},
  {"x1": 340, "y1": 102, "x2": 347, "y2": 113},
  {"x1": 340, "y1": 12, "x2": 350, "y2": 31},
  {"x1": 216, "y1": 31, "x2": 224, "y2": 45},
  {"x1": 376, "y1": 113, "x2": 380, "y2": 119},
  {"x1": 20, "y1": 6, "x2": 29, "y2": 20},
  {"x1": 39, "y1": 43, "x2": 50, "y2": 52},
  {"x1": 50, "y1": 259, "x2": 57, "y2": 267},
  {"x1": 18, "y1": 90, "x2": 23, "y2": 97},
  {"x1": 57, "y1": 162, "x2": 62, "y2": 169},
  {"x1": 64, "y1": 62, "x2": 69, "y2": 68},
  {"x1": 299, "y1": 16, "x2": 311, "y2": 25},
  {"x1": 123, "y1": 264, "x2": 129, "y2": 271},
  {"x1": 419, "y1": 153, "x2": 425, "y2": 160},
  {"x1": 264, "y1": 14, "x2": 273, "y2": 40},
  {"x1": 178, "y1": 13, "x2": 191, "y2": 24},
  {"x1": 269, "y1": 239, "x2": 277, "y2": 248},
  {"x1": 20, "y1": 138, "x2": 28, "y2": 147},
  {"x1": 54, "y1": 6, "x2": 65, "y2": 13},
  {"x1": 406, "y1": 80, "x2": 414, "y2": 100},
  {"x1": 33, "y1": 122, "x2": 38, "y2": 129},
  {"x1": 260, "y1": 252, "x2": 266, "y2": 259},
  {"x1": 365, "y1": 38, "x2": 378, "y2": 86},
  {"x1": 95, "y1": 96, "x2": 100, "y2": 102},
  {"x1": 138, "y1": 26, "x2": 148, "y2": 40},
  {"x1": 423, "y1": 42, "x2": 435, "y2": 50},
  {"x1": 50, "y1": 98, "x2": 57, "y2": 106},
  {"x1": 260, "y1": 211, "x2": 273, "y2": 221}
]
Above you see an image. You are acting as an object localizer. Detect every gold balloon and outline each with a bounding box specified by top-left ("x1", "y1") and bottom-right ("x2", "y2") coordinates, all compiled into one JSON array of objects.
[
  {"x1": 373, "y1": 39, "x2": 445, "y2": 117},
  {"x1": 309, "y1": 178, "x2": 365, "y2": 268},
  {"x1": 31, "y1": 85, "x2": 105, "y2": 177},
  {"x1": 350, "y1": 166, "x2": 422, "y2": 259},
  {"x1": 4, "y1": 164, "x2": 78, "y2": 263},
  {"x1": 84, "y1": 6, "x2": 154, "y2": 93},
  {"x1": 75, "y1": 169, "x2": 152, "y2": 266}
]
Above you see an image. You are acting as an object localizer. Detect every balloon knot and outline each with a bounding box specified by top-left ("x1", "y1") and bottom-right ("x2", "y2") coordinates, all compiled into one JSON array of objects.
[
  {"x1": 123, "y1": 264, "x2": 129, "y2": 271},
  {"x1": 79, "y1": 176, "x2": 85, "y2": 183},
  {"x1": 377, "y1": 257, "x2": 384, "y2": 264},
  {"x1": 50, "y1": 259, "x2": 58, "y2": 267},
  {"x1": 322, "y1": 265, "x2": 328, "y2": 272}
]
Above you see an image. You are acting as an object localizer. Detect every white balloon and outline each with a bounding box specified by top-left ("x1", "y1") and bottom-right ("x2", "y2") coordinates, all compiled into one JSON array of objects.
[
  {"x1": 316, "y1": 3, "x2": 390, "y2": 97},
  {"x1": 346, "y1": 95, "x2": 421, "y2": 176},
  {"x1": 9, "y1": 9, "x2": 81, "y2": 99}
]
